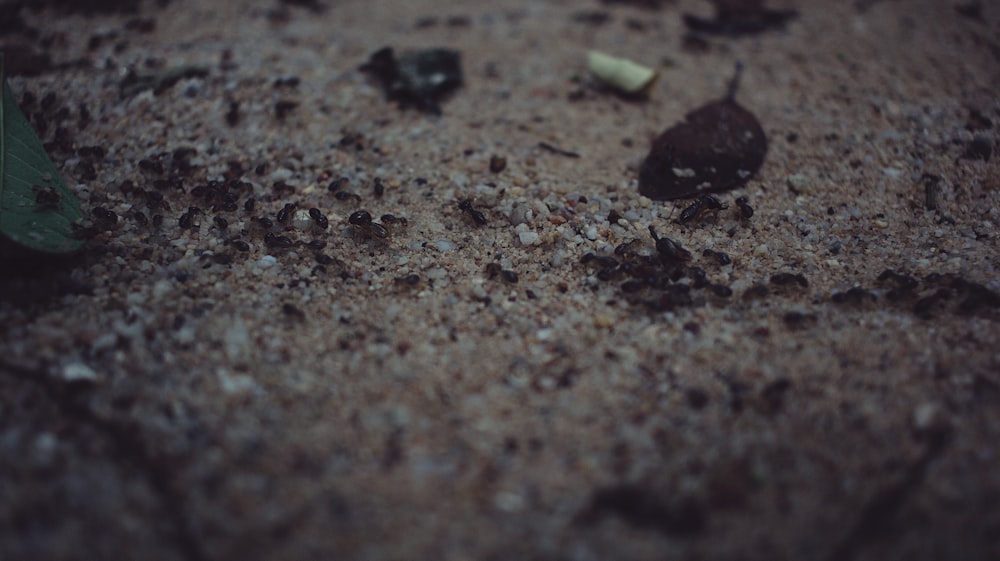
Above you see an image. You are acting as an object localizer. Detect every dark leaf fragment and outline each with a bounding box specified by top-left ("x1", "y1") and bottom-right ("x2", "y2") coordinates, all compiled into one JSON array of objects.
[
  {"x1": 360, "y1": 47, "x2": 462, "y2": 114},
  {"x1": 638, "y1": 64, "x2": 767, "y2": 200},
  {"x1": 684, "y1": 0, "x2": 797, "y2": 36}
]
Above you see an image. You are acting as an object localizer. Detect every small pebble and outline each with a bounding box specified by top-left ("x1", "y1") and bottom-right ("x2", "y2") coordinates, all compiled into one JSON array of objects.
[
  {"x1": 518, "y1": 231, "x2": 540, "y2": 245},
  {"x1": 433, "y1": 239, "x2": 455, "y2": 252},
  {"x1": 292, "y1": 209, "x2": 312, "y2": 230},
  {"x1": 62, "y1": 362, "x2": 98, "y2": 383},
  {"x1": 593, "y1": 313, "x2": 615, "y2": 328},
  {"x1": 786, "y1": 173, "x2": 811, "y2": 192}
]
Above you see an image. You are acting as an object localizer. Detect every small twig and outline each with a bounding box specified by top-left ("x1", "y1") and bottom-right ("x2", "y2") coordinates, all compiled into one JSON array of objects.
[{"x1": 538, "y1": 142, "x2": 580, "y2": 158}]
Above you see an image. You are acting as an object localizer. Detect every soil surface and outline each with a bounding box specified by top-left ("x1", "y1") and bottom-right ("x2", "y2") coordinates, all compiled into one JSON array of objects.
[{"x1": 2, "y1": 1, "x2": 999, "y2": 560}]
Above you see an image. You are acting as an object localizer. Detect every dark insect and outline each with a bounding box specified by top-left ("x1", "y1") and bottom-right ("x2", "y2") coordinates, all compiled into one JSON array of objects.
[
  {"x1": 92, "y1": 207, "x2": 118, "y2": 224},
  {"x1": 914, "y1": 288, "x2": 952, "y2": 319},
  {"x1": 349, "y1": 210, "x2": 389, "y2": 239},
  {"x1": 831, "y1": 287, "x2": 876, "y2": 305},
  {"x1": 274, "y1": 99, "x2": 299, "y2": 119},
  {"x1": 315, "y1": 254, "x2": 334, "y2": 265},
  {"x1": 638, "y1": 63, "x2": 767, "y2": 201},
  {"x1": 213, "y1": 216, "x2": 228, "y2": 229},
  {"x1": 273, "y1": 180, "x2": 296, "y2": 194},
  {"x1": 244, "y1": 197, "x2": 256, "y2": 212},
  {"x1": 277, "y1": 203, "x2": 296, "y2": 223},
  {"x1": 381, "y1": 214, "x2": 408, "y2": 227},
  {"x1": 770, "y1": 272, "x2": 808, "y2": 287},
  {"x1": 581, "y1": 253, "x2": 619, "y2": 269},
  {"x1": 396, "y1": 273, "x2": 421, "y2": 286},
  {"x1": 877, "y1": 269, "x2": 918, "y2": 292},
  {"x1": 328, "y1": 177, "x2": 349, "y2": 192},
  {"x1": 281, "y1": 303, "x2": 305, "y2": 319},
  {"x1": 138, "y1": 158, "x2": 163, "y2": 175},
  {"x1": 179, "y1": 211, "x2": 194, "y2": 228},
  {"x1": 373, "y1": 177, "x2": 385, "y2": 198},
  {"x1": 501, "y1": 269, "x2": 519, "y2": 283},
  {"x1": 702, "y1": 248, "x2": 731, "y2": 265},
  {"x1": 689, "y1": 267, "x2": 708, "y2": 288},
  {"x1": 782, "y1": 310, "x2": 812, "y2": 328},
  {"x1": 231, "y1": 239, "x2": 250, "y2": 252},
  {"x1": 33, "y1": 185, "x2": 61, "y2": 209},
  {"x1": 489, "y1": 155, "x2": 507, "y2": 173},
  {"x1": 648, "y1": 226, "x2": 692, "y2": 263},
  {"x1": 264, "y1": 232, "x2": 294, "y2": 248},
  {"x1": 485, "y1": 262, "x2": 503, "y2": 279},
  {"x1": 305, "y1": 239, "x2": 327, "y2": 250},
  {"x1": 335, "y1": 190, "x2": 361, "y2": 201},
  {"x1": 614, "y1": 239, "x2": 640, "y2": 256},
  {"x1": 273, "y1": 76, "x2": 301, "y2": 88},
  {"x1": 596, "y1": 265, "x2": 620, "y2": 281},
  {"x1": 459, "y1": 200, "x2": 487, "y2": 225},
  {"x1": 309, "y1": 207, "x2": 329, "y2": 229},
  {"x1": 679, "y1": 194, "x2": 728, "y2": 223},
  {"x1": 256, "y1": 216, "x2": 274, "y2": 229},
  {"x1": 621, "y1": 279, "x2": 646, "y2": 293},
  {"x1": 955, "y1": 281, "x2": 1000, "y2": 315},
  {"x1": 735, "y1": 195, "x2": 754, "y2": 218},
  {"x1": 359, "y1": 47, "x2": 463, "y2": 114},
  {"x1": 225, "y1": 100, "x2": 240, "y2": 126},
  {"x1": 959, "y1": 134, "x2": 992, "y2": 162},
  {"x1": 683, "y1": 0, "x2": 798, "y2": 36},
  {"x1": 708, "y1": 283, "x2": 733, "y2": 297},
  {"x1": 339, "y1": 131, "x2": 366, "y2": 151},
  {"x1": 40, "y1": 92, "x2": 57, "y2": 111}
]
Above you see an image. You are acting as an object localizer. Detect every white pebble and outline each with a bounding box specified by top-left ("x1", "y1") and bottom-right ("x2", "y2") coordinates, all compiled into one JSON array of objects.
[
  {"x1": 586, "y1": 226, "x2": 598, "y2": 240},
  {"x1": 270, "y1": 168, "x2": 294, "y2": 181},
  {"x1": 258, "y1": 255, "x2": 278, "y2": 268},
  {"x1": 292, "y1": 209, "x2": 312, "y2": 230},
  {"x1": 152, "y1": 279, "x2": 172, "y2": 299},
  {"x1": 62, "y1": 362, "x2": 98, "y2": 383},
  {"x1": 433, "y1": 239, "x2": 455, "y2": 252},
  {"x1": 425, "y1": 267, "x2": 447, "y2": 279},
  {"x1": 224, "y1": 318, "x2": 250, "y2": 361},
  {"x1": 518, "y1": 231, "x2": 540, "y2": 245}
]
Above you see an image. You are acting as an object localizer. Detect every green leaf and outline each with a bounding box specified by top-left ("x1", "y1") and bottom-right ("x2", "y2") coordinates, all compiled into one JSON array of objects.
[{"x1": 0, "y1": 55, "x2": 84, "y2": 254}]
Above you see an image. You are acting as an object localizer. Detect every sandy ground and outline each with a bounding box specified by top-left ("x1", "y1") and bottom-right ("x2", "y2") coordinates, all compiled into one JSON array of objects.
[{"x1": 1, "y1": 0, "x2": 999, "y2": 560}]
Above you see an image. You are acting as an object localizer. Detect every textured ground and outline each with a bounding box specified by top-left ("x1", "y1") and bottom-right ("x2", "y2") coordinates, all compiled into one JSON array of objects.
[{"x1": 1, "y1": 0, "x2": 999, "y2": 560}]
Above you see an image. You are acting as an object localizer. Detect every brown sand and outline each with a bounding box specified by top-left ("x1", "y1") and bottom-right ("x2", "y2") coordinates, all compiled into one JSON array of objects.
[{"x1": 1, "y1": 1, "x2": 999, "y2": 560}]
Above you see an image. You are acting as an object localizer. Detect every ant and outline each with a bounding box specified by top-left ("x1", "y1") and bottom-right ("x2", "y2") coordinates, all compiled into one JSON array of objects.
[
  {"x1": 679, "y1": 194, "x2": 727, "y2": 223},
  {"x1": 459, "y1": 200, "x2": 487, "y2": 226},
  {"x1": 33, "y1": 185, "x2": 61, "y2": 209},
  {"x1": 648, "y1": 225, "x2": 691, "y2": 263},
  {"x1": 348, "y1": 210, "x2": 389, "y2": 240},
  {"x1": 735, "y1": 196, "x2": 753, "y2": 219}
]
